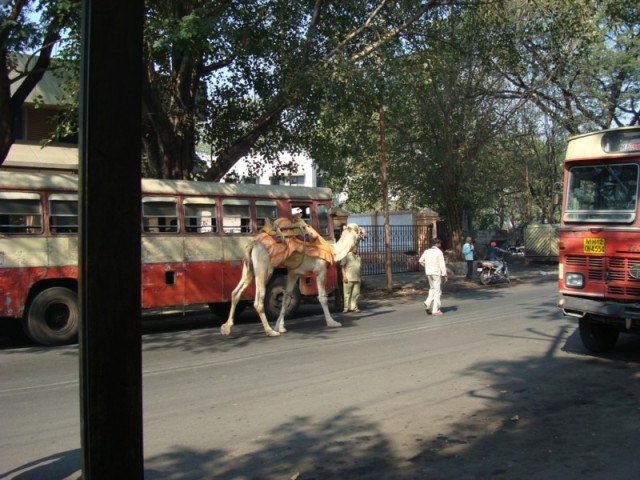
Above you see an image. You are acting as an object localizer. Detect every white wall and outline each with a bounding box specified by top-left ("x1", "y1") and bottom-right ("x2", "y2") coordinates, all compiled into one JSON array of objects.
[
  {"x1": 347, "y1": 211, "x2": 414, "y2": 226},
  {"x1": 212, "y1": 152, "x2": 318, "y2": 187}
]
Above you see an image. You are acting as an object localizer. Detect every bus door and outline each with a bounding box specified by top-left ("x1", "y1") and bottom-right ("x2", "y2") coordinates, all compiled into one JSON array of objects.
[
  {"x1": 47, "y1": 191, "x2": 79, "y2": 280},
  {"x1": 289, "y1": 202, "x2": 333, "y2": 237},
  {"x1": 182, "y1": 197, "x2": 225, "y2": 304},
  {"x1": 141, "y1": 196, "x2": 186, "y2": 308},
  {"x1": 291, "y1": 203, "x2": 313, "y2": 226},
  {"x1": 220, "y1": 198, "x2": 256, "y2": 301},
  {"x1": 289, "y1": 202, "x2": 338, "y2": 296}
]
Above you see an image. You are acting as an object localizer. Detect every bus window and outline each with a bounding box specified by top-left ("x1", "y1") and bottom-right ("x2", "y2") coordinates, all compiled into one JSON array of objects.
[
  {"x1": 183, "y1": 198, "x2": 217, "y2": 233},
  {"x1": 49, "y1": 193, "x2": 79, "y2": 234},
  {"x1": 142, "y1": 196, "x2": 179, "y2": 233},
  {"x1": 292, "y1": 205, "x2": 311, "y2": 224},
  {"x1": 0, "y1": 192, "x2": 43, "y2": 234},
  {"x1": 317, "y1": 204, "x2": 330, "y2": 236},
  {"x1": 256, "y1": 200, "x2": 278, "y2": 230},
  {"x1": 222, "y1": 199, "x2": 251, "y2": 233}
]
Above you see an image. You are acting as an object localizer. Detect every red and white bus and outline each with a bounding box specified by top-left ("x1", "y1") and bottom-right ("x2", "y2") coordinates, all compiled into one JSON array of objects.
[
  {"x1": 558, "y1": 126, "x2": 640, "y2": 352},
  {"x1": 0, "y1": 171, "x2": 340, "y2": 346}
]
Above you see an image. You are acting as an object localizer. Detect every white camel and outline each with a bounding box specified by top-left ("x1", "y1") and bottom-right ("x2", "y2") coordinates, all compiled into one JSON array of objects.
[{"x1": 220, "y1": 223, "x2": 367, "y2": 337}]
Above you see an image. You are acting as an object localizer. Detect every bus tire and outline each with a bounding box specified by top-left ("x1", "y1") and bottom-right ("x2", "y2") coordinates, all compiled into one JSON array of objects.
[
  {"x1": 264, "y1": 276, "x2": 300, "y2": 322},
  {"x1": 22, "y1": 287, "x2": 79, "y2": 346},
  {"x1": 579, "y1": 316, "x2": 619, "y2": 353},
  {"x1": 208, "y1": 302, "x2": 246, "y2": 319}
]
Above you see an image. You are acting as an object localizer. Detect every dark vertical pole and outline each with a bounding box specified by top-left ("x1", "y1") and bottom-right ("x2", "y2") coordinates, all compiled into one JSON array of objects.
[{"x1": 79, "y1": 1, "x2": 144, "y2": 478}]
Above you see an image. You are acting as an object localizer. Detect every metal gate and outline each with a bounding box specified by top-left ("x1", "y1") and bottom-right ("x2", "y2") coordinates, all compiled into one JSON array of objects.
[{"x1": 357, "y1": 225, "x2": 432, "y2": 275}]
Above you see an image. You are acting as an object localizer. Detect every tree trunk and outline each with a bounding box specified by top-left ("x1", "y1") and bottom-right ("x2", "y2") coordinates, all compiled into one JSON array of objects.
[
  {"x1": 442, "y1": 203, "x2": 464, "y2": 261},
  {"x1": 0, "y1": 39, "x2": 58, "y2": 165}
]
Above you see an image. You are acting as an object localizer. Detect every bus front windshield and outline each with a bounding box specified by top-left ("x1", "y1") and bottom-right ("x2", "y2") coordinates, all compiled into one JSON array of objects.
[{"x1": 564, "y1": 163, "x2": 639, "y2": 223}]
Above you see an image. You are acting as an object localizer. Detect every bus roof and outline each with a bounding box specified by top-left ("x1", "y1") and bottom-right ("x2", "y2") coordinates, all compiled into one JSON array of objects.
[
  {"x1": 0, "y1": 171, "x2": 333, "y2": 200},
  {"x1": 0, "y1": 171, "x2": 78, "y2": 191},
  {"x1": 566, "y1": 126, "x2": 640, "y2": 161}
]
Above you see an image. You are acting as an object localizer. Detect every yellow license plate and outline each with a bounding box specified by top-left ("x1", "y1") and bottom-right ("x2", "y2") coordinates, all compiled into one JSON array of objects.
[{"x1": 583, "y1": 238, "x2": 605, "y2": 254}]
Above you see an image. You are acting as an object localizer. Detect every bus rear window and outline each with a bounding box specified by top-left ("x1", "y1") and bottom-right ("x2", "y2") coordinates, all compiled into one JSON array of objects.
[
  {"x1": 49, "y1": 194, "x2": 78, "y2": 234},
  {"x1": 0, "y1": 192, "x2": 43, "y2": 234},
  {"x1": 143, "y1": 196, "x2": 179, "y2": 233}
]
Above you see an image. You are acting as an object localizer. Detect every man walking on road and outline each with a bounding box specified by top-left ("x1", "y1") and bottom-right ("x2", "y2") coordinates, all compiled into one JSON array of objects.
[{"x1": 419, "y1": 238, "x2": 448, "y2": 315}]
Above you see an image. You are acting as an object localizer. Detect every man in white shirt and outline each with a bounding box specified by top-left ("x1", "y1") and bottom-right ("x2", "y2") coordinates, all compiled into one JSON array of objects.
[{"x1": 418, "y1": 238, "x2": 448, "y2": 315}]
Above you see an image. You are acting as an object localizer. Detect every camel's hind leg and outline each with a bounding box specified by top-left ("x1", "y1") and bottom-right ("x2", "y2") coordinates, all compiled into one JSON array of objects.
[
  {"x1": 316, "y1": 264, "x2": 341, "y2": 328},
  {"x1": 274, "y1": 271, "x2": 301, "y2": 333},
  {"x1": 220, "y1": 265, "x2": 254, "y2": 336},
  {"x1": 252, "y1": 265, "x2": 280, "y2": 337}
]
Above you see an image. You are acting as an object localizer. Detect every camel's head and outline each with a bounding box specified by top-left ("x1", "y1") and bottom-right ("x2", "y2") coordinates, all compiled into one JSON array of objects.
[{"x1": 345, "y1": 223, "x2": 367, "y2": 242}]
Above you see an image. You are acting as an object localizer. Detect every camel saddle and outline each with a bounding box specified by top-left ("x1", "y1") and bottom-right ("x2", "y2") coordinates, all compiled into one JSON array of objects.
[{"x1": 256, "y1": 217, "x2": 333, "y2": 267}]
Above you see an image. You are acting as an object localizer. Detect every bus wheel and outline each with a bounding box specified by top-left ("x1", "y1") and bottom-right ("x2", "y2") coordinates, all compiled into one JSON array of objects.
[
  {"x1": 208, "y1": 302, "x2": 246, "y2": 319},
  {"x1": 265, "y1": 276, "x2": 300, "y2": 322},
  {"x1": 579, "y1": 316, "x2": 619, "y2": 353},
  {"x1": 22, "y1": 287, "x2": 79, "y2": 346}
]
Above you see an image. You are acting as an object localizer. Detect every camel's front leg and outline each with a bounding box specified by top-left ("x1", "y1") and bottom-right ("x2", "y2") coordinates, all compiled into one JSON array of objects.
[
  {"x1": 274, "y1": 272, "x2": 300, "y2": 333},
  {"x1": 251, "y1": 265, "x2": 280, "y2": 337},
  {"x1": 316, "y1": 267, "x2": 341, "y2": 328}
]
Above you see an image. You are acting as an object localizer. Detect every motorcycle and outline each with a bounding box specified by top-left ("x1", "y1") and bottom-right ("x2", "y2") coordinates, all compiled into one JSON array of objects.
[{"x1": 476, "y1": 254, "x2": 510, "y2": 285}]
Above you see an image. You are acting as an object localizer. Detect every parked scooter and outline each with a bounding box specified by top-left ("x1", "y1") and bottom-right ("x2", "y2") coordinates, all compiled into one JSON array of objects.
[{"x1": 476, "y1": 254, "x2": 510, "y2": 285}]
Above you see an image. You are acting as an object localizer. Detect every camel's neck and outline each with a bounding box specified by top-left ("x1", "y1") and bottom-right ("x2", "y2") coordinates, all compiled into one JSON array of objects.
[{"x1": 333, "y1": 232, "x2": 357, "y2": 262}]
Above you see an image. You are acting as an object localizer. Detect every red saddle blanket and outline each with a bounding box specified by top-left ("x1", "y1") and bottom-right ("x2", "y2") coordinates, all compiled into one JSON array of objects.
[{"x1": 256, "y1": 218, "x2": 334, "y2": 267}]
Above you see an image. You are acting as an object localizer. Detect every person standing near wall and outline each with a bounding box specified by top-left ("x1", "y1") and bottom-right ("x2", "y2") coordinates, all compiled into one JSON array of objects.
[
  {"x1": 341, "y1": 244, "x2": 362, "y2": 313},
  {"x1": 462, "y1": 236, "x2": 475, "y2": 281},
  {"x1": 419, "y1": 238, "x2": 448, "y2": 316}
]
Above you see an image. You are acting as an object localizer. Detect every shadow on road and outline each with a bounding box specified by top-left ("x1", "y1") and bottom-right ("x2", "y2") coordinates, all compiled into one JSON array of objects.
[
  {"x1": 143, "y1": 328, "x2": 640, "y2": 479},
  {"x1": 0, "y1": 449, "x2": 81, "y2": 480},
  {"x1": 5, "y1": 283, "x2": 640, "y2": 479}
]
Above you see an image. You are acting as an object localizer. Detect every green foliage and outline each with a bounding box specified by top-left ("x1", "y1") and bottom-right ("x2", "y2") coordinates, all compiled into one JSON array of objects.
[
  {"x1": 481, "y1": 0, "x2": 639, "y2": 132},
  {"x1": 309, "y1": 0, "x2": 637, "y2": 242},
  {"x1": 2, "y1": 0, "x2": 637, "y2": 242}
]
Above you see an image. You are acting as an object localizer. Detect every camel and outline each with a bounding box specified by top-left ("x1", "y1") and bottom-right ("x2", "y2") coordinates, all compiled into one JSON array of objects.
[{"x1": 220, "y1": 223, "x2": 367, "y2": 337}]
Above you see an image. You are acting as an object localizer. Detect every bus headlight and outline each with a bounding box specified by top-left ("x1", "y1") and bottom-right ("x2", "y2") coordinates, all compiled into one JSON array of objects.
[{"x1": 565, "y1": 272, "x2": 584, "y2": 288}]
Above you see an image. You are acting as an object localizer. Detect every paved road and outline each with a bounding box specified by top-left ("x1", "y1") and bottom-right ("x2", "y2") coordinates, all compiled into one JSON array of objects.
[{"x1": 2, "y1": 277, "x2": 640, "y2": 479}]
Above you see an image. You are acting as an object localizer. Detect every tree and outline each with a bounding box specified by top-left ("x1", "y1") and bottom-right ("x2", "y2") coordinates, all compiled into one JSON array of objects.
[
  {"x1": 312, "y1": 0, "x2": 638, "y2": 252},
  {"x1": 485, "y1": 0, "x2": 639, "y2": 134},
  {"x1": 0, "y1": 0, "x2": 78, "y2": 165},
  {"x1": 372, "y1": 7, "x2": 514, "y2": 251},
  {"x1": 477, "y1": 108, "x2": 566, "y2": 232},
  {"x1": 143, "y1": 0, "x2": 448, "y2": 180},
  {"x1": 1, "y1": 0, "x2": 459, "y2": 177}
]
